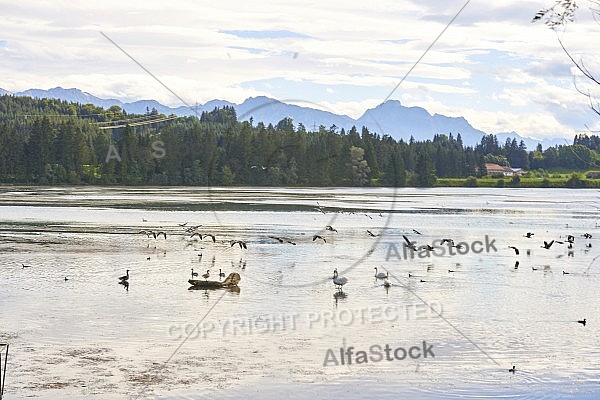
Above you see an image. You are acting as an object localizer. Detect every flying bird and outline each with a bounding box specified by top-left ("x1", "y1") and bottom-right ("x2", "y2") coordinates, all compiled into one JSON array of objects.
[
  {"x1": 202, "y1": 233, "x2": 216, "y2": 242},
  {"x1": 508, "y1": 246, "x2": 520, "y2": 255},
  {"x1": 578, "y1": 318, "x2": 586, "y2": 326},
  {"x1": 412, "y1": 229, "x2": 422, "y2": 235},
  {"x1": 541, "y1": 240, "x2": 554, "y2": 249},
  {"x1": 402, "y1": 235, "x2": 417, "y2": 251},
  {"x1": 325, "y1": 225, "x2": 337, "y2": 232},
  {"x1": 315, "y1": 202, "x2": 326, "y2": 214},
  {"x1": 269, "y1": 236, "x2": 284, "y2": 243},
  {"x1": 524, "y1": 232, "x2": 534, "y2": 238},
  {"x1": 230, "y1": 240, "x2": 247, "y2": 249},
  {"x1": 312, "y1": 235, "x2": 326, "y2": 243},
  {"x1": 366, "y1": 230, "x2": 378, "y2": 237}
]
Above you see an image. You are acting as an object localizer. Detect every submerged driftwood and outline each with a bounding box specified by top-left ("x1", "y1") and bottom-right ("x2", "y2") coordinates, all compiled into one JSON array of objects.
[{"x1": 188, "y1": 272, "x2": 241, "y2": 289}]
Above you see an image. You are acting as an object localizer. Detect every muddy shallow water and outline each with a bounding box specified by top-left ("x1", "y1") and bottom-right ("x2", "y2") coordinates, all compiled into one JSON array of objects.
[{"x1": 0, "y1": 187, "x2": 599, "y2": 399}]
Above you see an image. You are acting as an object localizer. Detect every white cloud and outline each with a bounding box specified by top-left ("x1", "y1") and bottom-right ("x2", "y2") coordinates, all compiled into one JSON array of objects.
[{"x1": 1, "y1": 0, "x2": 599, "y2": 139}]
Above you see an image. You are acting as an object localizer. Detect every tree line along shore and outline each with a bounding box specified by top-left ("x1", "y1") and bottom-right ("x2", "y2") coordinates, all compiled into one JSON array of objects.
[{"x1": 0, "y1": 95, "x2": 598, "y2": 187}]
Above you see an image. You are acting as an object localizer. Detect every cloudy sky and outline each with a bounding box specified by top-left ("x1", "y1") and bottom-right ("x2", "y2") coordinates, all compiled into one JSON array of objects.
[{"x1": 1, "y1": 0, "x2": 599, "y2": 140}]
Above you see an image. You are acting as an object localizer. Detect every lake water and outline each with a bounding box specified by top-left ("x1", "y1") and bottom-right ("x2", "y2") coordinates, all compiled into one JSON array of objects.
[{"x1": 0, "y1": 186, "x2": 599, "y2": 399}]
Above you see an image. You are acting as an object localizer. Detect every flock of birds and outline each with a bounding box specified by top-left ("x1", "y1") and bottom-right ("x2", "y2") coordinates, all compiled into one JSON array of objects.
[
  {"x1": 322, "y1": 223, "x2": 595, "y2": 375},
  {"x1": 110, "y1": 223, "x2": 252, "y2": 289},
  {"x1": 20, "y1": 202, "x2": 596, "y2": 376}
]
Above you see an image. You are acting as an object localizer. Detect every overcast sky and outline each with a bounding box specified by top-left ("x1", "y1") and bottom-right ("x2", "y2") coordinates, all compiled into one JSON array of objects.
[{"x1": 1, "y1": 0, "x2": 599, "y2": 140}]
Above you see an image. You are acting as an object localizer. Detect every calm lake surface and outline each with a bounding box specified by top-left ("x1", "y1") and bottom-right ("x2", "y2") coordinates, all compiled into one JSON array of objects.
[{"x1": 0, "y1": 186, "x2": 599, "y2": 399}]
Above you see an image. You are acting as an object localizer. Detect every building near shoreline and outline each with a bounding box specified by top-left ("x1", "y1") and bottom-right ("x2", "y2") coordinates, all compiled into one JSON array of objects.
[{"x1": 485, "y1": 163, "x2": 525, "y2": 177}]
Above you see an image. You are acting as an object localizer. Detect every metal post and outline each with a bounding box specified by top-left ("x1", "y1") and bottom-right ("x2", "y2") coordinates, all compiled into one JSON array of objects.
[{"x1": 0, "y1": 344, "x2": 7, "y2": 400}]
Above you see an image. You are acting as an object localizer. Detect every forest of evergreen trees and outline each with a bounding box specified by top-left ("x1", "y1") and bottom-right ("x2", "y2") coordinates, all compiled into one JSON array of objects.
[{"x1": 0, "y1": 95, "x2": 598, "y2": 186}]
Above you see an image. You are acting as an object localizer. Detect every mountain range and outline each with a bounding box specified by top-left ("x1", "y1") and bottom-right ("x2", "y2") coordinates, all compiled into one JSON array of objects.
[{"x1": 0, "y1": 86, "x2": 568, "y2": 149}]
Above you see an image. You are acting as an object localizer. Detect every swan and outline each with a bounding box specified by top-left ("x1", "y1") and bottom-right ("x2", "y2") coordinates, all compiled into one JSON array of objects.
[
  {"x1": 202, "y1": 270, "x2": 210, "y2": 280},
  {"x1": 332, "y1": 268, "x2": 348, "y2": 291},
  {"x1": 374, "y1": 267, "x2": 387, "y2": 279}
]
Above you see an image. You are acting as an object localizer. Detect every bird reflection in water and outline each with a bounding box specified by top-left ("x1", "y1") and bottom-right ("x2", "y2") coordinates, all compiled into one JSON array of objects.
[{"x1": 333, "y1": 290, "x2": 347, "y2": 307}]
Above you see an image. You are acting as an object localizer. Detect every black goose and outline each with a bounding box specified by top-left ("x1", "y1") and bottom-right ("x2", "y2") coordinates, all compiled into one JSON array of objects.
[{"x1": 118, "y1": 270, "x2": 130, "y2": 281}]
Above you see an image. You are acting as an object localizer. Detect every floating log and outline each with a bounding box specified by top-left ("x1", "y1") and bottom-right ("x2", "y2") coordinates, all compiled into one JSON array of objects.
[{"x1": 188, "y1": 272, "x2": 240, "y2": 289}]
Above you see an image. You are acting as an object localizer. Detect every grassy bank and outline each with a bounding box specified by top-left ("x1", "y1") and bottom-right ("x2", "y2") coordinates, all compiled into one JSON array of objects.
[{"x1": 435, "y1": 172, "x2": 600, "y2": 188}]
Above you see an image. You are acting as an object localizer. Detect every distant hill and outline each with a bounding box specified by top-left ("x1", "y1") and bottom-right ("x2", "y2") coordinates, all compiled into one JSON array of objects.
[{"x1": 0, "y1": 86, "x2": 569, "y2": 149}]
